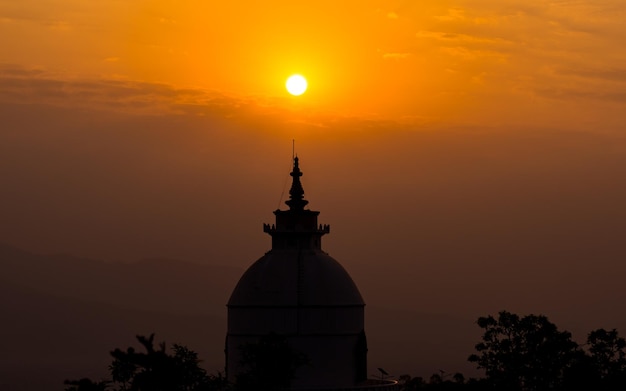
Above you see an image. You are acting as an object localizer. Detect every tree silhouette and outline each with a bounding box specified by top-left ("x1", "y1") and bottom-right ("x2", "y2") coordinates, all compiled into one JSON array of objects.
[
  {"x1": 586, "y1": 328, "x2": 626, "y2": 389},
  {"x1": 398, "y1": 374, "x2": 427, "y2": 390},
  {"x1": 234, "y1": 333, "x2": 309, "y2": 391},
  {"x1": 468, "y1": 311, "x2": 579, "y2": 391},
  {"x1": 452, "y1": 373, "x2": 465, "y2": 384},
  {"x1": 63, "y1": 317, "x2": 626, "y2": 391},
  {"x1": 64, "y1": 378, "x2": 110, "y2": 391},
  {"x1": 588, "y1": 328, "x2": 626, "y2": 376},
  {"x1": 65, "y1": 334, "x2": 226, "y2": 391}
]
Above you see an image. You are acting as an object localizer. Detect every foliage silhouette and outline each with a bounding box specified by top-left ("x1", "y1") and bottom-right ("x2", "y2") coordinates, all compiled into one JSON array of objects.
[
  {"x1": 64, "y1": 378, "x2": 110, "y2": 391},
  {"x1": 63, "y1": 314, "x2": 626, "y2": 391},
  {"x1": 467, "y1": 311, "x2": 626, "y2": 391},
  {"x1": 588, "y1": 328, "x2": 626, "y2": 376},
  {"x1": 65, "y1": 334, "x2": 226, "y2": 391},
  {"x1": 398, "y1": 373, "x2": 486, "y2": 391},
  {"x1": 468, "y1": 311, "x2": 579, "y2": 391},
  {"x1": 234, "y1": 333, "x2": 309, "y2": 391},
  {"x1": 586, "y1": 328, "x2": 626, "y2": 389},
  {"x1": 451, "y1": 373, "x2": 465, "y2": 384}
]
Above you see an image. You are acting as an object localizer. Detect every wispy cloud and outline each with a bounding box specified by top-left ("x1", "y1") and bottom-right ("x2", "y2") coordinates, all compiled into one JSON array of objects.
[
  {"x1": 382, "y1": 52, "x2": 410, "y2": 60},
  {"x1": 438, "y1": 46, "x2": 508, "y2": 61},
  {"x1": 556, "y1": 67, "x2": 626, "y2": 83},
  {"x1": 416, "y1": 31, "x2": 512, "y2": 46},
  {"x1": 0, "y1": 64, "x2": 425, "y2": 130},
  {"x1": 534, "y1": 86, "x2": 626, "y2": 103},
  {"x1": 0, "y1": 64, "x2": 240, "y2": 116},
  {"x1": 434, "y1": 8, "x2": 466, "y2": 22}
]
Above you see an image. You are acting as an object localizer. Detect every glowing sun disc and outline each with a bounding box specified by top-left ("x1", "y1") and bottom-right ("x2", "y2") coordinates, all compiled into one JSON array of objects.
[{"x1": 286, "y1": 75, "x2": 308, "y2": 96}]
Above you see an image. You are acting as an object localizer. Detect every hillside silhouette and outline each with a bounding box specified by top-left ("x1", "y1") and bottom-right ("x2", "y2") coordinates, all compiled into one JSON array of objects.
[
  {"x1": 0, "y1": 243, "x2": 242, "y2": 315},
  {"x1": 0, "y1": 243, "x2": 238, "y2": 390}
]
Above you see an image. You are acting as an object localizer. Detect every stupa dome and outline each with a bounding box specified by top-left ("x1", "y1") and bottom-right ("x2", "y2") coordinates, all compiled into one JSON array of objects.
[{"x1": 228, "y1": 250, "x2": 364, "y2": 307}]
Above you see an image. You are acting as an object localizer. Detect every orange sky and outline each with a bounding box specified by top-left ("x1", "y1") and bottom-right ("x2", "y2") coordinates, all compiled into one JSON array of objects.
[
  {"x1": 2, "y1": 0, "x2": 626, "y2": 317},
  {"x1": 1, "y1": 0, "x2": 626, "y2": 382},
  {"x1": 2, "y1": 0, "x2": 626, "y2": 129}
]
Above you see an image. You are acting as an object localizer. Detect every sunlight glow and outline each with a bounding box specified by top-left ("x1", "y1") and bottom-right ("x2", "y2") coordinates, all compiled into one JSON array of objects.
[{"x1": 286, "y1": 75, "x2": 308, "y2": 96}]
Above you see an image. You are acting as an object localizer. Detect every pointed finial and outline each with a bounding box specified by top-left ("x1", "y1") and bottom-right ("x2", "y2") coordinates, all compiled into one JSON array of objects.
[{"x1": 285, "y1": 156, "x2": 309, "y2": 211}]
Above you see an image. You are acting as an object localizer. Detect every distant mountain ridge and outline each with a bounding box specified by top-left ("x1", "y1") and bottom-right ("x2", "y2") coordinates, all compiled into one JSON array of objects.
[
  {"x1": 0, "y1": 243, "x2": 243, "y2": 316},
  {"x1": 0, "y1": 243, "x2": 243, "y2": 390}
]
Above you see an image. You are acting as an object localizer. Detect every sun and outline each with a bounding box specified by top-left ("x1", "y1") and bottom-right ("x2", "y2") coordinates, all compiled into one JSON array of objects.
[{"x1": 286, "y1": 74, "x2": 308, "y2": 96}]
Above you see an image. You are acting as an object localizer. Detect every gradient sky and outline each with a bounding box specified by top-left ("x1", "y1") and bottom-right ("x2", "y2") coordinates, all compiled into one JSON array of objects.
[
  {"x1": 2, "y1": 0, "x2": 626, "y2": 376},
  {"x1": 2, "y1": 0, "x2": 626, "y2": 129}
]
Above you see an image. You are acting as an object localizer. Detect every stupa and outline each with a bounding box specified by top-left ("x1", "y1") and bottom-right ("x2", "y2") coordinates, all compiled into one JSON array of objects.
[{"x1": 226, "y1": 157, "x2": 397, "y2": 390}]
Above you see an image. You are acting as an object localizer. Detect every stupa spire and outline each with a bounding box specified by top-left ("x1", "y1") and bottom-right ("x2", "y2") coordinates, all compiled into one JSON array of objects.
[{"x1": 285, "y1": 156, "x2": 309, "y2": 211}]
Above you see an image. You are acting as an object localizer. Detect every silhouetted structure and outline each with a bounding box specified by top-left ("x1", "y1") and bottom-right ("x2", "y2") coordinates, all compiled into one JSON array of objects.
[{"x1": 226, "y1": 157, "x2": 396, "y2": 390}]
